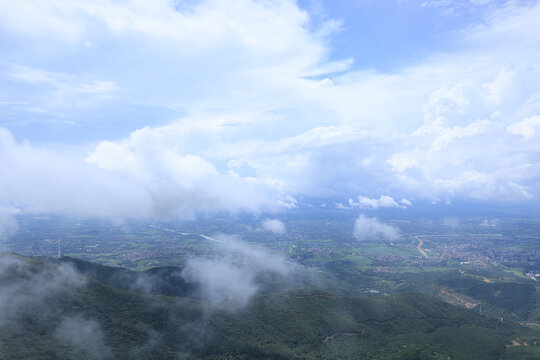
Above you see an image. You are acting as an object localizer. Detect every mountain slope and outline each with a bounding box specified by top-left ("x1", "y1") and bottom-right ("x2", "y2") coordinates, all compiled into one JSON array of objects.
[{"x1": 0, "y1": 253, "x2": 538, "y2": 360}]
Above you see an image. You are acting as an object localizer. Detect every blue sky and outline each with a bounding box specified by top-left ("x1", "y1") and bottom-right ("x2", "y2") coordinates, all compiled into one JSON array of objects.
[
  {"x1": 300, "y1": 0, "x2": 471, "y2": 71},
  {"x1": 0, "y1": 0, "x2": 539, "y2": 222}
]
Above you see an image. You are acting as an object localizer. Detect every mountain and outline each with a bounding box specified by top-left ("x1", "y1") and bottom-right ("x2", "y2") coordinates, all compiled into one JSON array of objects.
[{"x1": 0, "y1": 252, "x2": 538, "y2": 359}]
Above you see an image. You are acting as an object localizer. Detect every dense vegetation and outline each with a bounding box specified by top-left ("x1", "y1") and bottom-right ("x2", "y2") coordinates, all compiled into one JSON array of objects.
[{"x1": 1, "y1": 253, "x2": 539, "y2": 359}]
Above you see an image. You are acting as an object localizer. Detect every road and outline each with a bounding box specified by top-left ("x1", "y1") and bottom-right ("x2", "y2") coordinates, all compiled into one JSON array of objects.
[{"x1": 415, "y1": 237, "x2": 428, "y2": 257}]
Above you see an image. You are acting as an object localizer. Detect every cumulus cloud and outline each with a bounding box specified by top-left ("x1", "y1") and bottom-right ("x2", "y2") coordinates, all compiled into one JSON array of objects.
[
  {"x1": 353, "y1": 214, "x2": 401, "y2": 241},
  {"x1": 201, "y1": 3, "x2": 540, "y2": 203},
  {"x1": 0, "y1": 0, "x2": 344, "y2": 126},
  {"x1": 181, "y1": 235, "x2": 293, "y2": 309},
  {"x1": 261, "y1": 219, "x2": 286, "y2": 235},
  {"x1": 0, "y1": 127, "x2": 293, "y2": 220},
  {"x1": 0, "y1": 0, "x2": 539, "y2": 219},
  {"x1": 507, "y1": 115, "x2": 540, "y2": 139},
  {"x1": 55, "y1": 316, "x2": 112, "y2": 360},
  {"x1": 346, "y1": 195, "x2": 409, "y2": 209}
]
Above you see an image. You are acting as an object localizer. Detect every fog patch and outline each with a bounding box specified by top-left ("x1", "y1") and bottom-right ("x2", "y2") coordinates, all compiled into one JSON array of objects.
[
  {"x1": 353, "y1": 214, "x2": 400, "y2": 241},
  {"x1": 55, "y1": 316, "x2": 112, "y2": 360},
  {"x1": 0, "y1": 206, "x2": 19, "y2": 245},
  {"x1": 261, "y1": 218, "x2": 286, "y2": 235},
  {"x1": 443, "y1": 216, "x2": 460, "y2": 228},
  {"x1": 480, "y1": 218, "x2": 498, "y2": 227},
  {"x1": 181, "y1": 235, "x2": 293, "y2": 310},
  {"x1": 0, "y1": 253, "x2": 86, "y2": 328},
  {"x1": 128, "y1": 267, "x2": 191, "y2": 297}
]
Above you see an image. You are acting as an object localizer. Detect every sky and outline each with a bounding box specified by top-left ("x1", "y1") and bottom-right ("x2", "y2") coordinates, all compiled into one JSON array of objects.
[{"x1": 0, "y1": 0, "x2": 540, "y2": 221}]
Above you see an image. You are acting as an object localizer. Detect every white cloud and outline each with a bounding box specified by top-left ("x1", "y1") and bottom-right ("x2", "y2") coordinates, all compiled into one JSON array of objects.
[
  {"x1": 7, "y1": 65, "x2": 118, "y2": 109},
  {"x1": 507, "y1": 115, "x2": 540, "y2": 139},
  {"x1": 400, "y1": 198, "x2": 412, "y2": 206},
  {"x1": 261, "y1": 219, "x2": 286, "y2": 235},
  {"x1": 353, "y1": 215, "x2": 400, "y2": 241},
  {"x1": 348, "y1": 195, "x2": 407, "y2": 209},
  {"x1": 0, "y1": 127, "x2": 292, "y2": 220},
  {"x1": 0, "y1": 0, "x2": 344, "y2": 122},
  {"x1": 194, "y1": 3, "x2": 540, "y2": 202},
  {"x1": 55, "y1": 316, "x2": 112, "y2": 360},
  {"x1": 0, "y1": 207, "x2": 20, "y2": 243},
  {"x1": 0, "y1": 0, "x2": 539, "y2": 218},
  {"x1": 479, "y1": 218, "x2": 498, "y2": 226},
  {"x1": 181, "y1": 235, "x2": 294, "y2": 309}
]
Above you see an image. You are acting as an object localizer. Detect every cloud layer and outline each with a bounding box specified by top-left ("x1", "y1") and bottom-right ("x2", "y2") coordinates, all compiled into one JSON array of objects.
[
  {"x1": 0, "y1": 0, "x2": 539, "y2": 222},
  {"x1": 0, "y1": 127, "x2": 293, "y2": 220}
]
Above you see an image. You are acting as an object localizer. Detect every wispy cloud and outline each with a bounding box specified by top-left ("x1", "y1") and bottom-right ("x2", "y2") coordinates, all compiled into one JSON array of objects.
[{"x1": 6, "y1": 65, "x2": 118, "y2": 108}]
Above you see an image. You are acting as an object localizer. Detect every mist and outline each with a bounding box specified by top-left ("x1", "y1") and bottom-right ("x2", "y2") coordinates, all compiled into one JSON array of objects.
[
  {"x1": 0, "y1": 253, "x2": 86, "y2": 328},
  {"x1": 443, "y1": 216, "x2": 461, "y2": 228},
  {"x1": 55, "y1": 316, "x2": 112, "y2": 360},
  {"x1": 262, "y1": 218, "x2": 287, "y2": 235},
  {"x1": 353, "y1": 214, "x2": 400, "y2": 241},
  {"x1": 181, "y1": 234, "x2": 294, "y2": 310},
  {"x1": 0, "y1": 206, "x2": 19, "y2": 245}
]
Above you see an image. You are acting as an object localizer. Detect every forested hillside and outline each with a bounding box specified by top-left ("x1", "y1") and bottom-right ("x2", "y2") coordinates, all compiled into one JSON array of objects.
[{"x1": 1, "y1": 253, "x2": 539, "y2": 360}]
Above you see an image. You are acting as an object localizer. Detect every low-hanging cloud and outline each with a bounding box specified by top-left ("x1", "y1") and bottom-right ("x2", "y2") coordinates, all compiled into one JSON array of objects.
[
  {"x1": 55, "y1": 316, "x2": 112, "y2": 360},
  {"x1": 0, "y1": 206, "x2": 19, "y2": 244},
  {"x1": 261, "y1": 219, "x2": 286, "y2": 235},
  {"x1": 0, "y1": 253, "x2": 86, "y2": 328},
  {"x1": 0, "y1": 127, "x2": 294, "y2": 222},
  {"x1": 181, "y1": 235, "x2": 293, "y2": 310},
  {"x1": 353, "y1": 214, "x2": 400, "y2": 241},
  {"x1": 0, "y1": 254, "x2": 114, "y2": 358}
]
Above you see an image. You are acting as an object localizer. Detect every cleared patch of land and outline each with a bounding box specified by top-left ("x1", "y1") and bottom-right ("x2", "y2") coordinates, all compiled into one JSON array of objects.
[{"x1": 438, "y1": 287, "x2": 481, "y2": 309}]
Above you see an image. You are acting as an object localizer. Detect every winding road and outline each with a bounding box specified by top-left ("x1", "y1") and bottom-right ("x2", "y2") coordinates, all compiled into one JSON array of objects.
[{"x1": 414, "y1": 236, "x2": 428, "y2": 257}]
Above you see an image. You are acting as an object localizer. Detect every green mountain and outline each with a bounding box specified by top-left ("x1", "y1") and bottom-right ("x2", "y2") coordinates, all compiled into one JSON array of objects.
[{"x1": 0, "y1": 253, "x2": 538, "y2": 360}]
